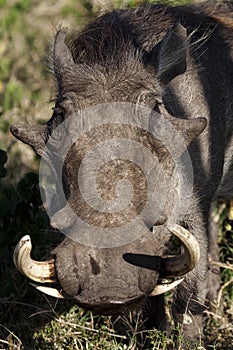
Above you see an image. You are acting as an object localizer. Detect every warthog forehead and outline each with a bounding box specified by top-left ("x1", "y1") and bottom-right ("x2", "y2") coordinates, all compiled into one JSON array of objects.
[{"x1": 56, "y1": 121, "x2": 176, "y2": 234}]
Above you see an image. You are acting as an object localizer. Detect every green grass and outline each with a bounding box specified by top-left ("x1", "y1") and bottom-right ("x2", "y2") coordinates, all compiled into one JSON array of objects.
[{"x1": 0, "y1": 1, "x2": 232, "y2": 349}]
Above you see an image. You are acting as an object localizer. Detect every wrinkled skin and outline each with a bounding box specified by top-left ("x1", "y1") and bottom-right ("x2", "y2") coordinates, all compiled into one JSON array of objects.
[
  {"x1": 53, "y1": 233, "x2": 163, "y2": 314},
  {"x1": 11, "y1": 1, "x2": 233, "y2": 347}
]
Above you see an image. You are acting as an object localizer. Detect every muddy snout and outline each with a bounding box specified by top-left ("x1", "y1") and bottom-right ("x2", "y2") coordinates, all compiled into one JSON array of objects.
[{"x1": 52, "y1": 237, "x2": 161, "y2": 312}]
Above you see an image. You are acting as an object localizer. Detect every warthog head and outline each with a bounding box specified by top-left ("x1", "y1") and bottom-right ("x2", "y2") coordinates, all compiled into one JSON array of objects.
[{"x1": 11, "y1": 9, "x2": 206, "y2": 314}]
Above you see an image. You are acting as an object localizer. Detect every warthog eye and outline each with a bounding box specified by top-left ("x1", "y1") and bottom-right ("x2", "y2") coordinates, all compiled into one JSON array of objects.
[
  {"x1": 137, "y1": 92, "x2": 162, "y2": 110},
  {"x1": 47, "y1": 107, "x2": 66, "y2": 144}
]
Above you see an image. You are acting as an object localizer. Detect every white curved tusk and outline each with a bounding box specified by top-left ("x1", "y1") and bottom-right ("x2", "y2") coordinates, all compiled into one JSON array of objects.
[
  {"x1": 163, "y1": 225, "x2": 200, "y2": 277},
  {"x1": 30, "y1": 283, "x2": 64, "y2": 299},
  {"x1": 13, "y1": 235, "x2": 55, "y2": 283},
  {"x1": 149, "y1": 278, "x2": 184, "y2": 296}
]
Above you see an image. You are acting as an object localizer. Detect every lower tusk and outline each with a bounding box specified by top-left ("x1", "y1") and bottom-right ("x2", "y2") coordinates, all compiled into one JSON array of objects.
[
  {"x1": 30, "y1": 283, "x2": 64, "y2": 299},
  {"x1": 149, "y1": 278, "x2": 184, "y2": 296},
  {"x1": 13, "y1": 235, "x2": 55, "y2": 283}
]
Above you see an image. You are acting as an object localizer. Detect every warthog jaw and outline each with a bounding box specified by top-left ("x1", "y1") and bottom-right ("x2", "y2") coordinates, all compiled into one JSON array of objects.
[{"x1": 13, "y1": 224, "x2": 200, "y2": 299}]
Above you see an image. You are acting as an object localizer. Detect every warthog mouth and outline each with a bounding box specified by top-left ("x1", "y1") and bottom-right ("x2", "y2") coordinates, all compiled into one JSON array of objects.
[
  {"x1": 13, "y1": 224, "x2": 199, "y2": 312},
  {"x1": 71, "y1": 296, "x2": 146, "y2": 315}
]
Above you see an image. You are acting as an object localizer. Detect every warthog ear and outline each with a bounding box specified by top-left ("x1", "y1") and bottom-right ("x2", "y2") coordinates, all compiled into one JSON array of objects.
[
  {"x1": 145, "y1": 23, "x2": 187, "y2": 85},
  {"x1": 52, "y1": 29, "x2": 75, "y2": 89},
  {"x1": 10, "y1": 124, "x2": 47, "y2": 157}
]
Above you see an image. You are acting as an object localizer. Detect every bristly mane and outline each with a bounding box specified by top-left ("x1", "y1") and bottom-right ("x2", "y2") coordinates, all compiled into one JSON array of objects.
[
  {"x1": 66, "y1": 11, "x2": 137, "y2": 67},
  {"x1": 49, "y1": 2, "x2": 233, "y2": 80},
  {"x1": 64, "y1": 5, "x2": 173, "y2": 68}
]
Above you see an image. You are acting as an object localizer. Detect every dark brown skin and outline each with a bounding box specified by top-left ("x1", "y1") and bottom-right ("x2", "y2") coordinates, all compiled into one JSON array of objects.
[{"x1": 11, "y1": 1, "x2": 233, "y2": 347}]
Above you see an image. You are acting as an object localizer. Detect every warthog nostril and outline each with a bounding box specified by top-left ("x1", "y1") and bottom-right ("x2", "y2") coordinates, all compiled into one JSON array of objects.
[{"x1": 89, "y1": 255, "x2": 100, "y2": 275}]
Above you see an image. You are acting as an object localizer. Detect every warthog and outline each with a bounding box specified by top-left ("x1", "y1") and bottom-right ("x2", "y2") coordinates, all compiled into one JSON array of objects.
[{"x1": 11, "y1": 1, "x2": 233, "y2": 346}]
